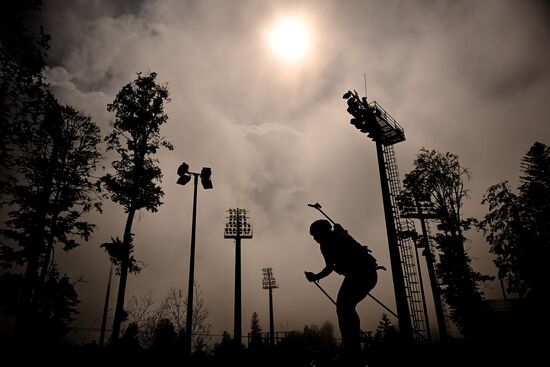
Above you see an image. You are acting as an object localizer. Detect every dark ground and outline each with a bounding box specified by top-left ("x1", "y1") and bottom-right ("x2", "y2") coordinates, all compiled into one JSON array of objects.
[{"x1": 0, "y1": 336, "x2": 543, "y2": 367}]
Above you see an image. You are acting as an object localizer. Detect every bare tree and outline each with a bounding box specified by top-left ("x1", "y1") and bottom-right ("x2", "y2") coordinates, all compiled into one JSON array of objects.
[
  {"x1": 124, "y1": 283, "x2": 211, "y2": 351},
  {"x1": 124, "y1": 291, "x2": 157, "y2": 348},
  {"x1": 187, "y1": 283, "x2": 212, "y2": 352},
  {"x1": 159, "y1": 287, "x2": 186, "y2": 333}
]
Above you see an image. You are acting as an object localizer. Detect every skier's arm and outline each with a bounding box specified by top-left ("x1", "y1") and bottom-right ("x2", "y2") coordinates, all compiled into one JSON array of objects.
[
  {"x1": 316, "y1": 263, "x2": 334, "y2": 280},
  {"x1": 305, "y1": 254, "x2": 334, "y2": 282}
]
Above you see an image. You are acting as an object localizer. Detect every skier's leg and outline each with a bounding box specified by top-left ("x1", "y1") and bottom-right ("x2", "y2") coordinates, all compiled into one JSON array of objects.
[{"x1": 337, "y1": 277, "x2": 366, "y2": 366}]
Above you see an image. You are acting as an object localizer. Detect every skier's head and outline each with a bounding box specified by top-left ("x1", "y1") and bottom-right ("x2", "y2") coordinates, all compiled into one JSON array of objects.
[{"x1": 310, "y1": 219, "x2": 332, "y2": 243}]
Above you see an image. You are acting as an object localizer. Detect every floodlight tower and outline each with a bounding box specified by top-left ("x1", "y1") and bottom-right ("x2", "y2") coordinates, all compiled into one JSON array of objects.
[
  {"x1": 224, "y1": 208, "x2": 253, "y2": 347},
  {"x1": 98, "y1": 263, "x2": 113, "y2": 346},
  {"x1": 262, "y1": 267, "x2": 278, "y2": 348},
  {"x1": 177, "y1": 162, "x2": 213, "y2": 355},
  {"x1": 343, "y1": 90, "x2": 427, "y2": 342}
]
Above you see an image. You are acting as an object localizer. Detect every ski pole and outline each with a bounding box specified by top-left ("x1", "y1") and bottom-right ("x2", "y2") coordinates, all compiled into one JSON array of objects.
[
  {"x1": 365, "y1": 293, "x2": 398, "y2": 319},
  {"x1": 313, "y1": 280, "x2": 337, "y2": 306},
  {"x1": 313, "y1": 279, "x2": 398, "y2": 319},
  {"x1": 311, "y1": 280, "x2": 369, "y2": 339}
]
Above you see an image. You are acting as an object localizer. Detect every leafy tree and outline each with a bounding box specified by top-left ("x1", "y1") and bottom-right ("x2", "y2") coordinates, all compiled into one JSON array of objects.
[
  {"x1": 478, "y1": 183, "x2": 523, "y2": 293},
  {"x1": 319, "y1": 321, "x2": 336, "y2": 347},
  {"x1": 1, "y1": 97, "x2": 102, "y2": 338},
  {"x1": 151, "y1": 318, "x2": 178, "y2": 352},
  {"x1": 275, "y1": 322, "x2": 337, "y2": 364},
  {"x1": 0, "y1": 0, "x2": 50, "y2": 197},
  {"x1": 479, "y1": 142, "x2": 550, "y2": 300},
  {"x1": 302, "y1": 322, "x2": 336, "y2": 349},
  {"x1": 373, "y1": 313, "x2": 395, "y2": 342},
  {"x1": 249, "y1": 312, "x2": 263, "y2": 351},
  {"x1": 213, "y1": 330, "x2": 234, "y2": 358},
  {"x1": 32, "y1": 265, "x2": 80, "y2": 342},
  {"x1": 0, "y1": 0, "x2": 101, "y2": 343},
  {"x1": 0, "y1": 265, "x2": 80, "y2": 344},
  {"x1": 403, "y1": 148, "x2": 492, "y2": 337},
  {"x1": 0, "y1": 0, "x2": 48, "y2": 79},
  {"x1": 102, "y1": 71, "x2": 173, "y2": 342},
  {"x1": 119, "y1": 322, "x2": 141, "y2": 353},
  {"x1": 100, "y1": 237, "x2": 142, "y2": 275}
]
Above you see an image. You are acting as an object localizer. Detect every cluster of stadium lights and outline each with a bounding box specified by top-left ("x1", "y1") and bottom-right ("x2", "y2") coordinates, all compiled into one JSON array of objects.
[
  {"x1": 262, "y1": 267, "x2": 278, "y2": 290},
  {"x1": 343, "y1": 89, "x2": 405, "y2": 145},
  {"x1": 224, "y1": 208, "x2": 253, "y2": 239},
  {"x1": 343, "y1": 90, "x2": 376, "y2": 134}
]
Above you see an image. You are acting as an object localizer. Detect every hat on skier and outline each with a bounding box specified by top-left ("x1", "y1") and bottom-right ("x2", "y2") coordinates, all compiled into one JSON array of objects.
[{"x1": 310, "y1": 219, "x2": 332, "y2": 236}]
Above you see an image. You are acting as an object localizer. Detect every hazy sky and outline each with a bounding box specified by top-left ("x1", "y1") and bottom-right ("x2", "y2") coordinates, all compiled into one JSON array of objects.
[{"x1": 38, "y1": 0, "x2": 550, "y2": 342}]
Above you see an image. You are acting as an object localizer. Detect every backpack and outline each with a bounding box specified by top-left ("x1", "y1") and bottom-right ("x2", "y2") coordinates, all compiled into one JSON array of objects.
[{"x1": 333, "y1": 224, "x2": 382, "y2": 274}]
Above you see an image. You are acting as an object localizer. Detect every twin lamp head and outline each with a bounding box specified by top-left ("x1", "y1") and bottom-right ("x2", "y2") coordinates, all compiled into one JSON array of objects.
[{"x1": 177, "y1": 162, "x2": 213, "y2": 189}]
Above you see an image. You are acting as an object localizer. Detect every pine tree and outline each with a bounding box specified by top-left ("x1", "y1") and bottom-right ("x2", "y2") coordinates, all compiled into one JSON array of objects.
[
  {"x1": 479, "y1": 142, "x2": 550, "y2": 299},
  {"x1": 518, "y1": 142, "x2": 550, "y2": 300},
  {"x1": 249, "y1": 312, "x2": 263, "y2": 350}
]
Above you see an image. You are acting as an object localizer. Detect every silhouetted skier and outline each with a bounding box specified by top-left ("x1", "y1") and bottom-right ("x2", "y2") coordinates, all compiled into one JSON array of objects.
[{"x1": 305, "y1": 219, "x2": 378, "y2": 367}]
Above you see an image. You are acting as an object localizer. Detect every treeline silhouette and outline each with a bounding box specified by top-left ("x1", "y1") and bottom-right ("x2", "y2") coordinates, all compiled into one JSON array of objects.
[{"x1": 1, "y1": 1, "x2": 549, "y2": 366}]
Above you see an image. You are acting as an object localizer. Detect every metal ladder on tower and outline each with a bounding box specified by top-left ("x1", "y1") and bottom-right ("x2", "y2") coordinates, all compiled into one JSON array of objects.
[{"x1": 382, "y1": 144, "x2": 428, "y2": 342}]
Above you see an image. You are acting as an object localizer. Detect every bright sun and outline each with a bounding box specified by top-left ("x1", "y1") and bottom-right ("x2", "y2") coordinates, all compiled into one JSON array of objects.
[{"x1": 268, "y1": 17, "x2": 310, "y2": 62}]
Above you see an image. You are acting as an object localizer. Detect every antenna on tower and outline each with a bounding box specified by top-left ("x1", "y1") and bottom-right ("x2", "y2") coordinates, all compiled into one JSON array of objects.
[{"x1": 363, "y1": 73, "x2": 367, "y2": 99}]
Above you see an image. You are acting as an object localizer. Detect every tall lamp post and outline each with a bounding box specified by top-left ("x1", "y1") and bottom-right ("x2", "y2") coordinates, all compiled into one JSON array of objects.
[
  {"x1": 177, "y1": 162, "x2": 213, "y2": 356},
  {"x1": 98, "y1": 263, "x2": 113, "y2": 346},
  {"x1": 224, "y1": 208, "x2": 252, "y2": 347},
  {"x1": 262, "y1": 267, "x2": 278, "y2": 348}
]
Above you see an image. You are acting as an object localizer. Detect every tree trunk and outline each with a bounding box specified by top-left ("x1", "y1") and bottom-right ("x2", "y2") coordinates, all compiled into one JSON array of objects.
[
  {"x1": 13, "y1": 139, "x2": 58, "y2": 339},
  {"x1": 39, "y1": 214, "x2": 59, "y2": 283},
  {"x1": 110, "y1": 208, "x2": 135, "y2": 343}
]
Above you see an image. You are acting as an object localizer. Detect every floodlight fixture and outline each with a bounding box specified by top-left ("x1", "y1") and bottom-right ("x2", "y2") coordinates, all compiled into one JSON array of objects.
[
  {"x1": 224, "y1": 208, "x2": 253, "y2": 239},
  {"x1": 177, "y1": 162, "x2": 213, "y2": 189},
  {"x1": 177, "y1": 174, "x2": 191, "y2": 186},
  {"x1": 177, "y1": 162, "x2": 191, "y2": 186},
  {"x1": 200, "y1": 167, "x2": 213, "y2": 189},
  {"x1": 262, "y1": 267, "x2": 278, "y2": 289},
  {"x1": 342, "y1": 90, "x2": 405, "y2": 145}
]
